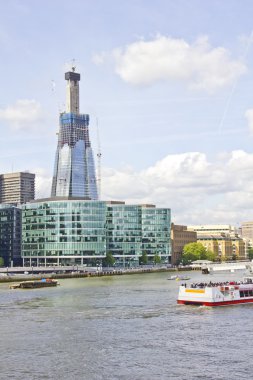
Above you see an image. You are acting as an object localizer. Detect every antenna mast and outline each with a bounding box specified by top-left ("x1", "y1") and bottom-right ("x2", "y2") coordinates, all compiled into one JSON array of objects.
[{"x1": 96, "y1": 117, "x2": 102, "y2": 200}]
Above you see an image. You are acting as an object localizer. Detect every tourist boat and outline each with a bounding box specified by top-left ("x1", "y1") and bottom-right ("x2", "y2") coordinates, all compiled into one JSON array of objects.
[
  {"x1": 10, "y1": 279, "x2": 59, "y2": 289},
  {"x1": 177, "y1": 278, "x2": 253, "y2": 306}
]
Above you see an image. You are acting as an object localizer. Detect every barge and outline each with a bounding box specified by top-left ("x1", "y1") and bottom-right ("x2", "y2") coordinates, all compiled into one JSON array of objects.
[
  {"x1": 10, "y1": 279, "x2": 59, "y2": 289},
  {"x1": 177, "y1": 278, "x2": 253, "y2": 306}
]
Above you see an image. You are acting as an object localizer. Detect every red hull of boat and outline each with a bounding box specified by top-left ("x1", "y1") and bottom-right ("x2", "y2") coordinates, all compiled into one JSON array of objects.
[{"x1": 177, "y1": 298, "x2": 253, "y2": 306}]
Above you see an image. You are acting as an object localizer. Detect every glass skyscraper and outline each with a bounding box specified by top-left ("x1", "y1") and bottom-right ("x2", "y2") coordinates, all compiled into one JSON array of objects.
[{"x1": 51, "y1": 68, "x2": 98, "y2": 199}]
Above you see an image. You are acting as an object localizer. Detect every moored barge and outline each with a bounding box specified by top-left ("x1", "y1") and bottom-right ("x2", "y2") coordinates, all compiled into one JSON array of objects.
[
  {"x1": 177, "y1": 278, "x2": 253, "y2": 306},
  {"x1": 10, "y1": 279, "x2": 59, "y2": 289}
]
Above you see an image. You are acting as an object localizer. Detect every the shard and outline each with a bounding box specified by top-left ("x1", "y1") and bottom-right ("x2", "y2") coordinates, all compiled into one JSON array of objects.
[{"x1": 51, "y1": 67, "x2": 98, "y2": 199}]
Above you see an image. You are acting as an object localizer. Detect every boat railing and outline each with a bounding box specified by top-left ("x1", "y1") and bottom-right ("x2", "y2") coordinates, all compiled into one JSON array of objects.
[{"x1": 183, "y1": 281, "x2": 248, "y2": 289}]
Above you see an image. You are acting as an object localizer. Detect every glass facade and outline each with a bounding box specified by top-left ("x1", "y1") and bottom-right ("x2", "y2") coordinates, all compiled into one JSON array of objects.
[
  {"x1": 51, "y1": 113, "x2": 98, "y2": 199},
  {"x1": 106, "y1": 204, "x2": 142, "y2": 266},
  {"x1": 0, "y1": 204, "x2": 22, "y2": 266},
  {"x1": 51, "y1": 70, "x2": 98, "y2": 200},
  {"x1": 22, "y1": 200, "x2": 171, "y2": 267},
  {"x1": 106, "y1": 204, "x2": 171, "y2": 266},
  {"x1": 22, "y1": 200, "x2": 106, "y2": 266},
  {"x1": 141, "y1": 207, "x2": 171, "y2": 258}
]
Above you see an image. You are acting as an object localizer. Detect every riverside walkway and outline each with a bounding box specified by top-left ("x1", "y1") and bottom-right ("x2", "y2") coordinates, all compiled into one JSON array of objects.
[{"x1": 0, "y1": 265, "x2": 183, "y2": 283}]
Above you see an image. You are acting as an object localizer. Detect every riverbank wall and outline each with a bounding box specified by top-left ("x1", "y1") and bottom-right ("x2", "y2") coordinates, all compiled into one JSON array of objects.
[{"x1": 0, "y1": 266, "x2": 194, "y2": 283}]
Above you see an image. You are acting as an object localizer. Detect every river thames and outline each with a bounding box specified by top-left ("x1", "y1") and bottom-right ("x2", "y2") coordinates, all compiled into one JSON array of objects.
[{"x1": 1, "y1": 271, "x2": 253, "y2": 380}]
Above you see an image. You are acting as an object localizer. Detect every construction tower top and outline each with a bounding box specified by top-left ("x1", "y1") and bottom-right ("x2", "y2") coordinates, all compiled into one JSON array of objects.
[{"x1": 65, "y1": 68, "x2": 80, "y2": 114}]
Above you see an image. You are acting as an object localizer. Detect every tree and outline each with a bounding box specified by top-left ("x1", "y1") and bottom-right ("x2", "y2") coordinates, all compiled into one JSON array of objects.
[
  {"x1": 248, "y1": 248, "x2": 253, "y2": 261},
  {"x1": 205, "y1": 250, "x2": 217, "y2": 262},
  {"x1": 181, "y1": 242, "x2": 217, "y2": 264},
  {"x1": 102, "y1": 252, "x2": 115, "y2": 267},
  {"x1": 139, "y1": 251, "x2": 148, "y2": 265},
  {"x1": 232, "y1": 253, "x2": 237, "y2": 261},
  {"x1": 153, "y1": 253, "x2": 161, "y2": 264},
  {"x1": 0, "y1": 257, "x2": 4, "y2": 267}
]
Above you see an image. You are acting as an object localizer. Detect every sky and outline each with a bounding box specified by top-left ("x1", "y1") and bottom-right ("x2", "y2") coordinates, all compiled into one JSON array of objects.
[{"x1": 1, "y1": 0, "x2": 253, "y2": 226}]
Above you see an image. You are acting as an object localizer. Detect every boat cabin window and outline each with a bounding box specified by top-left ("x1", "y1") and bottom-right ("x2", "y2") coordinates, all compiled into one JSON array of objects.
[{"x1": 240, "y1": 290, "x2": 253, "y2": 297}]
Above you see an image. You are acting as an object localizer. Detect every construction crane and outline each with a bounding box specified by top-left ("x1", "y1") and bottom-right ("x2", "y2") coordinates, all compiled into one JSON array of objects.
[
  {"x1": 96, "y1": 117, "x2": 102, "y2": 200},
  {"x1": 51, "y1": 79, "x2": 63, "y2": 114}
]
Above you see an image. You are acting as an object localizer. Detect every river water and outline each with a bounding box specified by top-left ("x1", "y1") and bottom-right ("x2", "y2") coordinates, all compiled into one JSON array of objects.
[{"x1": 1, "y1": 271, "x2": 253, "y2": 380}]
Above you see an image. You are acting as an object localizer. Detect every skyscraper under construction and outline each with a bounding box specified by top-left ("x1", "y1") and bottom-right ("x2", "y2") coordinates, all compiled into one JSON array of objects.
[{"x1": 51, "y1": 67, "x2": 98, "y2": 199}]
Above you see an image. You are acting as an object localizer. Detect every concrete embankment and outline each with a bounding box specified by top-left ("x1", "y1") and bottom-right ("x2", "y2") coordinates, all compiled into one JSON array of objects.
[{"x1": 0, "y1": 266, "x2": 194, "y2": 283}]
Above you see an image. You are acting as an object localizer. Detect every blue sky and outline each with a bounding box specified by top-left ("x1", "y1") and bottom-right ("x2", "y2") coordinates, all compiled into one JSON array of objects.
[{"x1": 1, "y1": 0, "x2": 253, "y2": 225}]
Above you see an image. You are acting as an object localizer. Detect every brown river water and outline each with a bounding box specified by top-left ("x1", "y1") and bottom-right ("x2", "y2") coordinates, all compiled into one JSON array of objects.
[{"x1": 1, "y1": 271, "x2": 253, "y2": 380}]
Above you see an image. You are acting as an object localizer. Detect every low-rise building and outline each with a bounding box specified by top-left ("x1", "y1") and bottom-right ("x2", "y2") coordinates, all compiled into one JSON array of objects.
[
  {"x1": 188, "y1": 224, "x2": 237, "y2": 237},
  {"x1": 170, "y1": 223, "x2": 197, "y2": 265},
  {"x1": 197, "y1": 234, "x2": 246, "y2": 260},
  {"x1": 22, "y1": 198, "x2": 171, "y2": 267},
  {"x1": 187, "y1": 224, "x2": 246, "y2": 260}
]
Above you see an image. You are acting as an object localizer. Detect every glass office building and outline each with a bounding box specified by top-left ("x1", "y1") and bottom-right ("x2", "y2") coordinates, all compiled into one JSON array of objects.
[
  {"x1": 106, "y1": 203, "x2": 142, "y2": 266},
  {"x1": 106, "y1": 202, "x2": 171, "y2": 266},
  {"x1": 141, "y1": 206, "x2": 171, "y2": 257},
  {"x1": 51, "y1": 69, "x2": 98, "y2": 200},
  {"x1": 22, "y1": 198, "x2": 106, "y2": 266},
  {"x1": 0, "y1": 204, "x2": 22, "y2": 266},
  {"x1": 22, "y1": 199, "x2": 171, "y2": 267}
]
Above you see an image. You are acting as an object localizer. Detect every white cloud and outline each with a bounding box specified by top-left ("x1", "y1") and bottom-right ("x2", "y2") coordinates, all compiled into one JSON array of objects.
[
  {"x1": 94, "y1": 35, "x2": 247, "y2": 92},
  {"x1": 0, "y1": 99, "x2": 43, "y2": 131},
  {"x1": 101, "y1": 150, "x2": 253, "y2": 225},
  {"x1": 33, "y1": 168, "x2": 52, "y2": 199}
]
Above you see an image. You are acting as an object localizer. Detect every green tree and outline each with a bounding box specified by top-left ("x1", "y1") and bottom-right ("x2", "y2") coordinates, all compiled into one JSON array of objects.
[
  {"x1": 205, "y1": 249, "x2": 217, "y2": 262},
  {"x1": 231, "y1": 253, "x2": 237, "y2": 261},
  {"x1": 182, "y1": 242, "x2": 216, "y2": 264},
  {"x1": 248, "y1": 248, "x2": 253, "y2": 261},
  {"x1": 0, "y1": 256, "x2": 4, "y2": 267},
  {"x1": 102, "y1": 252, "x2": 115, "y2": 267},
  {"x1": 139, "y1": 251, "x2": 148, "y2": 265},
  {"x1": 153, "y1": 253, "x2": 161, "y2": 264}
]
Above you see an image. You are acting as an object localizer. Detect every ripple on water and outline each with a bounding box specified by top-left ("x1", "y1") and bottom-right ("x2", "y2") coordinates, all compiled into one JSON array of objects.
[{"x1": 1, "y1": 273, "x2": 253, "y2": 380}]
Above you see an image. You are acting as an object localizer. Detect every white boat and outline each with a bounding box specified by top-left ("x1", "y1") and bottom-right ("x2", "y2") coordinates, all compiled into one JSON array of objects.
[
  {"x1": 168, "y1": 275, "x2": 178, "y2": 280},
  {"x1": 168, "y1": 275, "x2": 190, "y2": 281},
  {"x1": 177, "y1": 278, "x2": 253, "y2": 307}
]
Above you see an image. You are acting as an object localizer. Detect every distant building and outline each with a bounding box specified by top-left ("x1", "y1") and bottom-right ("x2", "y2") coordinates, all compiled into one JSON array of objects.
[
  {"x1": 51, "y1": 68, "x2": 98, "y2": 199},
  {"x1": 0, "y1": 172, "x2": 35, "y2": 205},
  {"x1": 188, "y1": 224, "x2": 237, "y2": 237},
  {"x1": 197, "y1": 234, "x2": 246, "y2": 260},
  {"x1": 241, "y1": 221, "x2": 253, "y2": 243},
  {"x1": 187, "y1": 224, "x2": 246, "y2": 260},
  {"x1": 170, "y1": 224, "x2": 197, "y2": 264},
  {"x1": 21, "y1": 198, "x2": 171, "y2": 267},
  {"x1": 0, "y1": 204, "x2": 22, "y2": 266}
]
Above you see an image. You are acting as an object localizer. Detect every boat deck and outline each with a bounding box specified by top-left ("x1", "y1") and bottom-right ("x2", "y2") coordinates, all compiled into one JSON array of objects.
[
  {"x1": 10, "y1": 279, "x2": 59, "y2": 289},
  {"x1": 177, "y1": 278, "x2": 253, "y2": 306}
]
